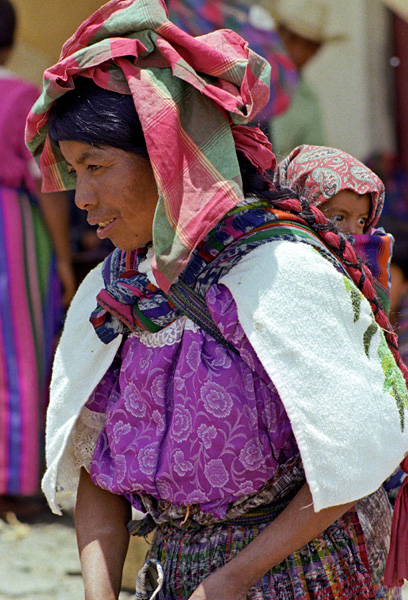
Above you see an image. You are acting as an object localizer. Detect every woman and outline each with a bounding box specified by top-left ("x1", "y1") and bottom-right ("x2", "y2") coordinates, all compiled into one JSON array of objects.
[
  {"x1": 26, "y1": 0, "x2": 408, "y2": 598},
  {"x1": 0, "y1": 0, "x2": 75, "y2": 512}
]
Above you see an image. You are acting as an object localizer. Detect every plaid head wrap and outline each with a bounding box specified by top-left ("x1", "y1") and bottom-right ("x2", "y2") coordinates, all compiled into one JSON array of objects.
[
  {"x1": 25, "y1": 0, "x2": 274, "y2": 292},
  {"x1": 274, "y1": 144, "x2": 385, "y2": 231},
  {"x1": 166, "y1": 0, "x2": 298, "y2": 120}
]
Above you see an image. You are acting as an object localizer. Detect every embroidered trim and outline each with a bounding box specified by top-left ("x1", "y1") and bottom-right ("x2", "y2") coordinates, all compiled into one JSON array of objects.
[
  {"x1": 73, "y1": 406, "x2": 106, "y2": 471},
  {"x1": 130, "y1": 316, "x2": 200, "y2": 348}
]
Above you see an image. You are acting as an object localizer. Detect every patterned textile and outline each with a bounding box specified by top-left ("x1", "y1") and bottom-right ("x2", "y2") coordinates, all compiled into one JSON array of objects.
[
  {"x1": 0, "y1": 73, "x2": 61, "y2": 495},
  {"x1": 356, "y1": 488, "x2": 401, "y2": 599},
  {"x1": 274, "y1": 144, "x2": 393, "y2": 312},
  {"x1": 136, "y1": 559, "x2": 164, "y2": 600},
  {"x1": 88, "y1": 191, "x2": 408, "y2": 393},
  {"x1": 90, "y1": 198, "x2": 348, "y2": 343},
  {"x1": 384, "y1": 469, "x2": 407, "y2": 506},
  {"x1": 274, "y1": 144, "x2": 385, "y2": 230},
  {"x1": 146, "y1": 508, "x2": 376, "y2": 599},
  {"x1": 130, "y1": 456, "x2": 381, "y2": 599},
  {"x1": 0, "y1": 71, "x2": 39, "y2": 194},
  {"x1": 166, "y1": 0, "x2": 298, "y2": 121},
  {"x1": 25, "y1": 0, "x2": 272, "y2": 292},
  {"x1": 24, "y1": 2, "x2": 406, "y2": 382},
  {"x1": 86, "y1": 281, "x2": 299, "y2": 520},
  {"x1": 81, "y1": 236, "x2": 408, "y2": 517},
  {"x1": 353, "y1": 231, "x2": 393, "y2": 313},
  {"x1": 0, "y1": 186, "x2": 60, "y2": 495},
  {"x1": 128, "y1": 456, "x2": 304, "y2": 531}
]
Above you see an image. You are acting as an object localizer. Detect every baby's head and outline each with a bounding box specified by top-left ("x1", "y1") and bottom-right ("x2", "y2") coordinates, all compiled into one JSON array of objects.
[{"x1": 274, "y1": 145, "x2": 385, "y2": 236}]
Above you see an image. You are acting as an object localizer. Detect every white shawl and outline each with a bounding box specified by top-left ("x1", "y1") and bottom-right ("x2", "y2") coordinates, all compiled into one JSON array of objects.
[{"x1": 43, "y1": 241, "x2": 408, "y2": 513}]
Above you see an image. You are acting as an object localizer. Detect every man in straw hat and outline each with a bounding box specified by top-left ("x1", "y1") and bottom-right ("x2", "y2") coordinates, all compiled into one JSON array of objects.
[{"x1": 264, "y1": 0, "x2": 347, "y2": 159}]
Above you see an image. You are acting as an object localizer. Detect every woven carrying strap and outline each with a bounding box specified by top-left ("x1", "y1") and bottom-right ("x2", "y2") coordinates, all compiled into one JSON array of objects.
[
  {"x1": 167, "y1": 281, "x2": 239, "y2": 354},
  {"x1": 167, "y1": 222, "x2": 348, "y2": 355}
]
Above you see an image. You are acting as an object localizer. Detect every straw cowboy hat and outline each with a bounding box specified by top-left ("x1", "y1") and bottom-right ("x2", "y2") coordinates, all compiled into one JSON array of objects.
[
  {"x1": 380, "y1": 0, "x2": 408, "y2": 20},
  {"x1": 262, "y1": 0, "x2": 348, "y2": 42}
]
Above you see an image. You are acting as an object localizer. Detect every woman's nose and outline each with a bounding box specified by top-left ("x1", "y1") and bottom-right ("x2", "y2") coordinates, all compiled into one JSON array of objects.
[{"x1": 74, "y1": 177, "x2": 97, "y2": 211}]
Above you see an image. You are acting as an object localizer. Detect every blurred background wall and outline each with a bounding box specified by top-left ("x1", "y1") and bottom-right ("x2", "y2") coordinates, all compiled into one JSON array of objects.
[{"x1": 305, "y1": 0, "x2": 396, "y2": 161}]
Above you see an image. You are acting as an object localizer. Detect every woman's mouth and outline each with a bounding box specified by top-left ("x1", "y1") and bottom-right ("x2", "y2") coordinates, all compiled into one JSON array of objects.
[{"x1": 96, "y1": 217, "x2": 116, "y2": 238}]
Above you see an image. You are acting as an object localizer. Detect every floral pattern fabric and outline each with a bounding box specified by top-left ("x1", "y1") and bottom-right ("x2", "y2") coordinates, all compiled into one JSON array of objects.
[
  {"x1": 84, "y1": 283, "x2": 298, "y2": 519},
  {"x1": 274, "y1": 144, "x2": 385, "y2": 230}
]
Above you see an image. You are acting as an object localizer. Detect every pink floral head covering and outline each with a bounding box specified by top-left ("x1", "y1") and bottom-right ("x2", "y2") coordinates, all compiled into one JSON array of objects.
[{"x1": 273, "y1": 145, "x2": 385, "y2": 231}]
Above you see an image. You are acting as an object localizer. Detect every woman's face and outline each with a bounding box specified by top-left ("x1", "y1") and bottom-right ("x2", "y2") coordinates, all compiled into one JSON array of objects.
[
  {"x1": 59, "y1": 140, "x2": 158, "y2": 251},
  {"x1": 320, "y1": 190, "x2": 371, "y2": 236}
]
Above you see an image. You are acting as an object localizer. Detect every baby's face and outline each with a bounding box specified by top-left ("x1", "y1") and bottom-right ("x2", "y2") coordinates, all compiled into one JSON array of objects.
[{"x1": 320, "y1": 190, "x2": 371, "y2": 235}]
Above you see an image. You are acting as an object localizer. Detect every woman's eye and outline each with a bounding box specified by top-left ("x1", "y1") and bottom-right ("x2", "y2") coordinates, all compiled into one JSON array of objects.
[
  {"x1": 67, "y1": 168, "x2": 77, "y2": 178},
  {"x1": 87, "y1": 164, "x2": 101, "y2": 172}
]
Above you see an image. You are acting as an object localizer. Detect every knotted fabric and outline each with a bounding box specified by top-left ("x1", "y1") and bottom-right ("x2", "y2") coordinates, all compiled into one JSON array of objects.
[
  {"x1": 383, "y1": 455, "x2": 408, "y2": 587},
  {"x1": 231, "y1": 125, "x2": 276, "y2": 174},
  {"x1": 25, "y1": 0, "x2": 272, "y2": 292}
]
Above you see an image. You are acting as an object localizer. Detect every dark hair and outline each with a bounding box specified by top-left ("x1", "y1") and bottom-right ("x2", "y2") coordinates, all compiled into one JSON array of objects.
[
  {"x1": 0, "y1": 0, "x2": 16, "y2": 49},
  {"x1": 48, "y1": 77, "x2": 148, "y2": 157}
]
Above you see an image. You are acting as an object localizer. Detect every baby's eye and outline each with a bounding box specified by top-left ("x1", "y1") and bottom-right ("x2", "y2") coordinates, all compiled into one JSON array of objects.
[
  {"x1": 332, "y1": 214, "x2": 343, "y2": 222},
  {"x1": 358, "y1": 217, "x2": 367, "y2": 226}
]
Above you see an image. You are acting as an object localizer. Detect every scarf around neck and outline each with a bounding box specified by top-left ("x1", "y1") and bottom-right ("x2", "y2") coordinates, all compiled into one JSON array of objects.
[
  {"x1": 90, "y1": 198, "x2": 285, "y2": 342},
  {"x1": 25, "y1": 0, "x2": 274, "y2": 292}
]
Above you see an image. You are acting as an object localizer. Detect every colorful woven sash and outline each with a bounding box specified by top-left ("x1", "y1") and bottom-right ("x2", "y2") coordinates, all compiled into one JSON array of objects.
[{"x1": 90, "y1": 200, "x2": 349, "y2": 345}]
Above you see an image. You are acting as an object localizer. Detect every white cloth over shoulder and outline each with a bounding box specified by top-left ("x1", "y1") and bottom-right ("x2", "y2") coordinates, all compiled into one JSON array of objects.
[
  {"x1": 220, "y1": 240, "x2": 408, "y2": 511},
  {"x1": 42, "y1": 264, "x2": 122, "y2": 514}
]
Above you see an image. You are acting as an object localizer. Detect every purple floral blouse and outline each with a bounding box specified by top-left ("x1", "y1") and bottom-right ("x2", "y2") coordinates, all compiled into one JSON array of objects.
[{"x1": 82, "y1": 283, "x2": 298, "y2": 519}]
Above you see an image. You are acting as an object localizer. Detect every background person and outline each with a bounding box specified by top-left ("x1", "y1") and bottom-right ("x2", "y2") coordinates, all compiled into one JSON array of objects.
[
  {"x1": 264, "y1": 0, "x2": 346, "y2": 159},
  {"x1": 0, "y1": 0, "x2": 75, "y2": 516},
  {"x1": 166, "y1": 0, "x2": 298, "y2": 134}
]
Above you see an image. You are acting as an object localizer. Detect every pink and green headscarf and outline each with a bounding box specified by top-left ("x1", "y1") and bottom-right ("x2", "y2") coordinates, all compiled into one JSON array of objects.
[
  {"x1": 274, "y1": 144, "x2": 385, "y2": 231},
  {"x1": 25, "y1": 0, "x2": 274, "y2": 292}
]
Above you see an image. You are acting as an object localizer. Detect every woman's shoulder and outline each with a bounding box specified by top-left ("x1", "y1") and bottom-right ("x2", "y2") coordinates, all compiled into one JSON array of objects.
[{"x1": 220, "y1": 237, "x2": 343, "y2": 288}]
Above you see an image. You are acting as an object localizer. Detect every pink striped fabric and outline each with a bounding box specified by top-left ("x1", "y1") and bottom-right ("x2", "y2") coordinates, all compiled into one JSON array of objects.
[{"x1": 25, "y1": 0, "x2": 272, "y2": 291}]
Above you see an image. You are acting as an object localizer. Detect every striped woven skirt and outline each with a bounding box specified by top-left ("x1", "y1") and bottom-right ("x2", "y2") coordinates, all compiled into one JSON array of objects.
[
  {"x1": 145, "y1": 506, "x2": 379, "y2": 600},
  {"x1": 0, "y1": 185, "x2": 61, "y2": 496},
  {"x1": 133, "y1": 456, "x2": 400, "y2": 600}
]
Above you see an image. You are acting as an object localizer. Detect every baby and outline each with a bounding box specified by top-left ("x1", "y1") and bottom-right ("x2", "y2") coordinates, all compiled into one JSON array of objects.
[
  {"x1": 274, "y1": 144, "x2": 407, "y2": 594},
  {"x1": 274, "y1": 144, "x2": 393, "y2": 313}
]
